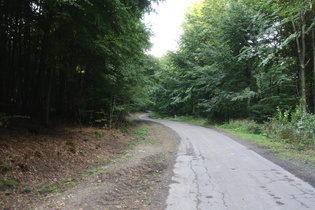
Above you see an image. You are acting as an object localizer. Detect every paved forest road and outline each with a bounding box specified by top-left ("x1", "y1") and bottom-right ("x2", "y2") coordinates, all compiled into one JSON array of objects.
[{"x1": 139, "y1": 114, "x2": 315, "y2": 210}]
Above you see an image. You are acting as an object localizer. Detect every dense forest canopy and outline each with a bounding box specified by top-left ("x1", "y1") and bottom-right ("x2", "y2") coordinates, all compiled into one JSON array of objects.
[
  {"x1": 149, "y1": 0, "x2": 315, "y2": 122},
  {"x1": 0, "y1": 0, "x2": 160, "y2": 126},
  {"x1": 1, "y1": 0, "x2": 315, "y2": 127}
]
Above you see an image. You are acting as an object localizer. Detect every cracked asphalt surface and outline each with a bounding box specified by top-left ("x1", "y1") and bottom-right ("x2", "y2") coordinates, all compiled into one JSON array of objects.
[{"x1": 139, "y1": 114, "x2": 315, "y2": 210}]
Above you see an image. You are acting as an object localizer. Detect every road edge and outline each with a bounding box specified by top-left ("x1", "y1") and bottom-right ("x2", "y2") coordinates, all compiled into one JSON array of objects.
[{"x1": 211, "y1": 127, "x2": 315, "y2": 188}]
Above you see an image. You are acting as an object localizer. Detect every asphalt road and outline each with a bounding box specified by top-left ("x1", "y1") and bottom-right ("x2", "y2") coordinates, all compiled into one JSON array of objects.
[{"x1": 139, "y1": 114, "x2": 315, "y2": 210}]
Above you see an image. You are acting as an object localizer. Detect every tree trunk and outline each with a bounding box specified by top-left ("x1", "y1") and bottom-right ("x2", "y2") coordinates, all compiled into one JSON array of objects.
[
  {"x1": 292, "y1": 10, "x2": 307, "y2": 113},
  {"x1": 57, "y1": 67, "x2": 67, "y2": 115},
  {"x1": 313, "y1": 28, "x2": 315, "y2": 113},
  {"x1": 44, "y1": 67, "x2": 54, "y2": 124}
]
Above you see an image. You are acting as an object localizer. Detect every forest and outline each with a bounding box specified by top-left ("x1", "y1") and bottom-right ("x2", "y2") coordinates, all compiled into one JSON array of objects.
[
  {"x1": 1, "y1": 0, "x2": 315, "y2": 132},
  {"x1": 0, "y1": 0, "x2": 159, "y2": 127},
  {"x1": 1, "y1": 1, "x2": 315, "y2": 207},
  {"x1": 149, "y1": 0, "x2": 315, "y2": 122}
]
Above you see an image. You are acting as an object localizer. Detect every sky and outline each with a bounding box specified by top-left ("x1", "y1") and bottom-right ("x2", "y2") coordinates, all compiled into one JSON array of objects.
[{"x1": 143, "y1": 0, "x2": 198, "y2": 57}]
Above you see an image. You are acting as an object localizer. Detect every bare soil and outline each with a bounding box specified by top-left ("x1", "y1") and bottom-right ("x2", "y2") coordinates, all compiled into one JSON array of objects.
[{"x1": 0, "y1": 116, "x2": 180, "y2": 209}]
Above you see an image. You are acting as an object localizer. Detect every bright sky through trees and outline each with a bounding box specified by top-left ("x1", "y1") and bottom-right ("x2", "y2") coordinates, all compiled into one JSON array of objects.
[{"x1": 144, "y1": 0, "x2": 198, "y2": 57}]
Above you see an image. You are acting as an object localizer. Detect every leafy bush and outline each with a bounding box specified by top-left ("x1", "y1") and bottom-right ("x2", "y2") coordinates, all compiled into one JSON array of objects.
[{"x1": 265, "y1": 106, "x2": 315, "y2": 150}]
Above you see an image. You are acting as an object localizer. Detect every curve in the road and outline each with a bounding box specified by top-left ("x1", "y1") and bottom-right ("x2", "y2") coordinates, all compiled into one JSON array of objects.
[{"x1": 139, "y1": 114, "x2": 315, "y2": 210}]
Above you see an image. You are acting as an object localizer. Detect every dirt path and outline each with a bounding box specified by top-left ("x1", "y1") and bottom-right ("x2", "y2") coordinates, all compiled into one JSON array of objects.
[{"x1": 32, "y1": 120, "x2": 180, "y2": 210}]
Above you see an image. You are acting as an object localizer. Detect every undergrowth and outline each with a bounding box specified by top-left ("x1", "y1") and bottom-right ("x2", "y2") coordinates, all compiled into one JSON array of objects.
[{"x1": 265, "y1": 106, "x2": 315, "y2": 150}]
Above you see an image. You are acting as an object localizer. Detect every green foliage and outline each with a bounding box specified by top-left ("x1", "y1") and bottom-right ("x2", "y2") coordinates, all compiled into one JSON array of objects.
[
  {"x1": 148, "y1": 0, "x2": 311, "y2": 123},
  {"x1": 3, "y1": 179, "x2": 18, "y2": 186},
  {"x1": 0, "y1": 179, "x2": 19, "y2": 190},
  {"x1": 123, "y1": 125, "x2": 149, "y2": 149},
  {"x1": 266, "y1": 106, "x2": 315, "y2": 150},
  {"x1": 5, "y1": 190, "x2": 12, "y2": 195},
  {"x1": 120, "y1": 126, "x2": 129, "y2": 134},
  {"x1": 0, "y1": 0, "x2": 160, "y2": 126},
  {"x1": 220, "y1": 119, "x2": 264, "y2": 135},
  {"x1": 37, "y1": 185, "x2": 59, "y2": 195},
  {"x1": 276, "y1": 152, "x2": 315, "y2": 164},
  {"x1": 133, "y1": 126, "x2": 148, "y2": 140},
  {"x1": 81, "y1": 166, "x2": 108, "y2": 178}
]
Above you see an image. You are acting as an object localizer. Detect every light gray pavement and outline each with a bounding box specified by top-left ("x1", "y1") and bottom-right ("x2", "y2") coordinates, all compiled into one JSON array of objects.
[{"x1": 139, "y1": 114, "x2": 315, "y2": 210}]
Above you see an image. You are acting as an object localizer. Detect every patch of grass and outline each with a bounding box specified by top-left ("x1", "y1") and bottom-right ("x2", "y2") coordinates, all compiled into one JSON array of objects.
[
  {"x1": 5, "y1": 190, "x2": 12, "y2": 195},
  {"x1": 222, "y1": 129, "x2": 286, "y2": 150},
  {"x1": 148, "y1": 140, "x2": 159, "y2": 145},
  {"x1": 109, "y1": 158, "x2": 119, "y2": 163},
  {"x1": 37, "y1": 184, "x2": 59, "y2": 195},
  {"x1": 154, "y1": 156, "x2": 165, "y2": 164},
  {"x1": 38, "y1": 178, "x2": 77, "y2": 194},
  {"x1": 126, "y1": 140, "x2": 142, "y2": 148},
  {"x1": 0, "y1": 179, "x2": 19, "y2": 190},
  {"x1": 124, "y1": 153, "x2": 133, "y2": 160},
  {"x1": 60, "y1": 178, "x2": 76, "y2": 188},
  {"x1": 4, "y1": 179, "x2": 18, "y2": 186},
  {"x1": 133, "y1": 126, "x2": 148, "y2": 140},
  {"x1": 214, "y1": 123, "x2": 315, "y2": 168},
  {"x1": 81, "y1": 166, "x2": 108, "y2": 178},
  {"x1": 125, "y1": 125, "x2": 149, "y2": 149},
  {"x1": 152, "y1": 171, "x2": 159, "y2": 176},
  {"x1": 293, "y1": 163, "x2": 301, "y2": 167},
  {"x1": 279, "y1": 152, "x2": 315, "y2": 164},
  {"x1": 120, "y1": 126, "x2": 129, "y2": 134},
  {"x1": 217, "y1": 119, "x2": 263, "y2": 135},
  {"x1": 274, "y1": 153, "x2": 287, "y2": 161},
  {"x1": 62, "y1": 178, "x2": 73, "y2": 183}
]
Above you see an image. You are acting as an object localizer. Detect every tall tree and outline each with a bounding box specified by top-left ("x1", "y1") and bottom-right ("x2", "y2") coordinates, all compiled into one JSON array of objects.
[
  {"x1": 149, "y1": 0, "x2": 313, "y2": 122},
  {"x1": 0, "y1": 0, "x2": 161, "y2": 126}
]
